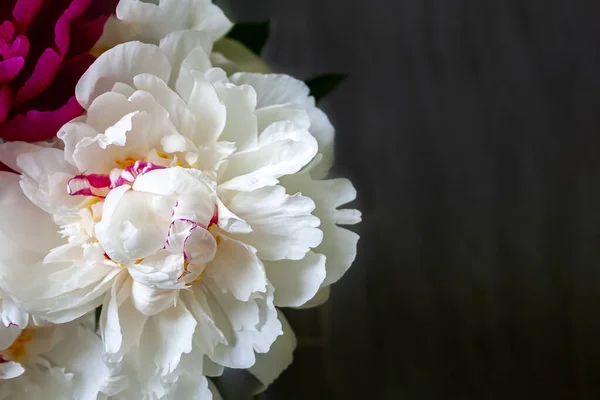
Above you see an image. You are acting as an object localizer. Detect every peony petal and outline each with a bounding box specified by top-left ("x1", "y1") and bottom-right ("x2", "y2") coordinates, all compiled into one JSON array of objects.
[
  {"x1": 0, "y1": 141, "x2": 45, "y2": 173},
  {"x1": 204, "y1": 281, "x2": 281, "y2": 369},
  {"x1": 12, "y1": 0, "x2": 43, "y2": 33},
  {"x1": 230, "y1": 73, "x2": 313, "y2": 109},
  {"x1": 130, "y1": 280, "x2": 177, "y2": 316},
  {"x1": 264, "y1": 252, "x2": 326, "y2": 308},
  {"x1": 132, "y1": 73, "x2": 196, "y2": 139},
  {"x1": 0, "y1": 57, "x2": 24, "y2": 86},
  {"x1": 0, "y1": 96, "x2": 84, "y2": 142},
  {"x1": 249, "y1": 310, "x2": 297, "y2": 391},
  {"x1": 159, "y1": 29, "x2": 212, "y2": 86},
  {"x1": 220, "y1": 185, "x2": 322, "y2": 261},
  {"x1": 0, "y1": 171, "x2": 63, "y2": 255},
  {"x1": 44, "y1": 321, "x2": 111, "y2": 400},
  {"x1": 0, "y1": 361, "x2": 24, "y2": 379},
  {"x1": 294, "y1": 286, "x2": 331, "y2": 309},
  {"x1": 205, "y1": 235, "x2": 267, "y2": 302},
  {"x1": 151, "y1": 301, "x2": 197, "y2": 376},
  {"x1": 76, "y1": 42, "x2": 172, "y2": 110},
  {"x1": 214, "y1": 82, "x2": 258, "y2": 151},
  {"x1": 185, "y1": 70, "x2": 226, "y2": 146},
  {"x1": 175, "y1": 47, "x2": 214, "y2": 102},
  {"x1": 0, "y1": 295, "x2": 28, "y2": 329},
  {"x1": 0, "y1": 324, "x2": 20, "y2": 350},
  {"x1": 280, "y1": 174, "x2": 361, "y2": 286},
  {"x1": 220, "y1": 121, "x2": 318, "y2": 191}
]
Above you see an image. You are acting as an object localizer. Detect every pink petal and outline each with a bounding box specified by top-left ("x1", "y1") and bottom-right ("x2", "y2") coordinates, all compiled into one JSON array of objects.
[
  {"x1": 0, "y1": 95, "x2": 82, "y2": 142},
  {"x1": 54, "y1": 0, "x2": 91, "y2": 56},
  {"x1": 12, "y1": 0, "x2": 43, "y2": 34},
  {"x1": 0, "y1": 86, "x2": 12, "y2": 123},
  {"x1": 10, "y1": 35, "x2": 30, "y2": 59},
  {"x1": 0, "y1": 57, "x2": 25, "y2": 87},
  {"x1": 0, "y1": 21, "x2": 14, "y2": 43},
  {"x1": 14, "y1": 48, "x2": 60, "y2": 105}
]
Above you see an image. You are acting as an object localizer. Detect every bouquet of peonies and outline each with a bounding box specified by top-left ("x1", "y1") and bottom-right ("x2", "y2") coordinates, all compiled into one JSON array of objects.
[{"x1": 0, "y1": 1, "x2": 360, "y2": 398}]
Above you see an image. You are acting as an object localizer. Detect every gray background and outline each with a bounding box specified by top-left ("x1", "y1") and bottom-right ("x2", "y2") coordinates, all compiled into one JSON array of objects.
[{"x1": 219, "y1": 0, "x2": 600, "y2": 398}]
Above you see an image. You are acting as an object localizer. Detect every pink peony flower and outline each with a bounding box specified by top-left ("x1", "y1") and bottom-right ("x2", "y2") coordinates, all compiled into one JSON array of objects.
[{"x1": 0, "y1": 0, "x2": 117, "y2": 142}]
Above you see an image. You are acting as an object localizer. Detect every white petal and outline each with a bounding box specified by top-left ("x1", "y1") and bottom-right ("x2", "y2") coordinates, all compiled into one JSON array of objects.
[
  {"x1": 220, "y1": 121, "x2": 318, "y2": 190},
  {"x1": 131, "y1": 281, "x2": 178, "y2": 316},
  {"x1": 44, "y1": 322, "x2": 110, "y2": 400},
  {"x1": 176, "y1": 47, "x2": 215, "y2": 102},
  {"x1": 85, "y1": 92, "x2": 136, "y2": 133},
  {"x1": 159, "y1": 30, "x2": 212, "y2": 87},
  {"x1": 264, "y1": 252, "x2": 326, "y2": 307},
  {"x1": 96, "y1": 187, "x2": 172, "y2": 265},
  {"x1": 214, "y1": 83, "x2": 258, "y2": 151},
  {"x1": 76, "y1": 42, "x2": 171, "y2": 110},
  {"x1": 203, "y1": 281, "x2": 281, "y2": 369},
  {"x1": 249, "y1": 310, "x2": 296, "y2": 391},
  {"x1": 205, "y1": 235, "x2": 267, "y2": 302},
  {"x1": 181, "y1": 289, "x2": 226, "y2": 355},
  {"x1": 215, "y1": 197, "x2": 252, "y2": 234},
  {"x1": 101, "y1": 276, "x2": 148, "y2": 364},
  {"x1": 305, "y1": 107, "x2": 335, "y2": 179},
  {"x1": 0, "y1": 361, "x2": 24, "y2": 379},
  {"x1": 0, "y1": 296, "x2": 28, "y2": 329},
  {"x1": 0, "y1": 324, "x2": 20, "y2": 350},
  {"x1": 0, "y1": 142, "x2": 48, "y2": 174},
  {"x1": 220, "y1": 185, "x2": 322, "y2": 261},
  {"x1": 294, "y1": 286, "x2": 330, "y2": 309},
  {"x1": 280, "y1": 175, "x2": 361, "y2": 286},
  {"x1": 229, "y1": 73, "x2": 313, "y2": 109},
  {"x1": 151, "y1": 301, "x2": 197, "y2": 375},
  {"x1": 133, "y1": 73, "x2": 196, "y2": 140},
  {"x1": 0, "y1": 172, "x2": 63, "y2": 256},
  {"x1": 255, "y1": 103, "x2": 311, "y2": 134},
  {"x1": 185, "y1": 71, "x2": 226, "y2": 145}
]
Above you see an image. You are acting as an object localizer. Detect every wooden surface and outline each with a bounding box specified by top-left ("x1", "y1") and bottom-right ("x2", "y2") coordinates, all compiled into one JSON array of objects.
[{"x1": 218, "y1": 0, "x2": 600, "y2": 398}]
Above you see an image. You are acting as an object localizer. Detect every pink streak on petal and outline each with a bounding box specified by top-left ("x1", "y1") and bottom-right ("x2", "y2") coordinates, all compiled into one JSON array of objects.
[
  {"x1": 7, "y1": 322, "x2": 19, "y2": 328},
  {"x1": 0, "y1": 57, "x2": 24, "y2": 87},
  {"x1": 14, "y1": 48, "x2": 60, "y2": 105},
  {"x1": 67, "y1": 173, "x2": 111, "y2": 198},
  {"x1": 209, "y1": 205, "x2": 219, "y2": 227},
  {"x1": 0, "y1": 86, "x2": 12, "y2": 123},
  {"x1": 0, "y1": 95, "x2": 83, "y2": 142},
  {"x1": 114, "y1": 161, "x2": 167, "y2": 187}
]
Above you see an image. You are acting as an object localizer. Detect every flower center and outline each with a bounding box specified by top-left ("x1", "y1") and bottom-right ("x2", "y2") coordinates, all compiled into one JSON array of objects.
[
  {"x1": 0, "y1": 329, "x2": 32, "y2": 363},
  {"x1": 66, "y1": 158, "x2": 220, "y2": 286}
]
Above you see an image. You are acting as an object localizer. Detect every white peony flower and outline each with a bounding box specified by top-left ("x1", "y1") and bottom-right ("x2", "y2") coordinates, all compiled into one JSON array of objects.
[
  {"x1": 0, "y1": 319, "x2": 110, "y2": 399},
  {"x1": 0, "y1": 40, "x2": 359, "y2": 397}
]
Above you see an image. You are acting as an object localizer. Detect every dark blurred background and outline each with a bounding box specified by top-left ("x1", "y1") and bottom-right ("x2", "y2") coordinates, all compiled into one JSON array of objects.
[{"x1": 219, "y1": 0, "x2": 600, "y2": 398}]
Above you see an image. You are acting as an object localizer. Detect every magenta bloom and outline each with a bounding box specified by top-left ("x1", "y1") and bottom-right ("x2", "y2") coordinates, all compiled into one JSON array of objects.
[{"x1": 0, "y1": 0, "x2": 117, "y2": 142}]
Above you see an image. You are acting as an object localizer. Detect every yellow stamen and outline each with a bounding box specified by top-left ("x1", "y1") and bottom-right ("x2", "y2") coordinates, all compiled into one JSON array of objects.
[
  {"x1": 115, "y1": 156, "x2": 137, "y2": 168},
  {"x1": 0, "y1": 330, "x2": 33, "y2": 363}
]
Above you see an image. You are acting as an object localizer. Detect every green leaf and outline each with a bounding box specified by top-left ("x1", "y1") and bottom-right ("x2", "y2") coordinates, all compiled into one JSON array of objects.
[
  {"x1": 95, "y1": 305, "x2": 102, "y2": 331},
  {"x1": 306, "y1": 74, "x2": 348, "y2": 103},
  {"x1": 226, "y1": 21, "x2": 270, "y2": 55}
]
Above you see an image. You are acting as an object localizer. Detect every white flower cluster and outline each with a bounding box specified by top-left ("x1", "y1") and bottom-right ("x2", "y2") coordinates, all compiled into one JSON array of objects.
[{"x1": 0, "y1": 1, "x2": 360, "y2": 398}]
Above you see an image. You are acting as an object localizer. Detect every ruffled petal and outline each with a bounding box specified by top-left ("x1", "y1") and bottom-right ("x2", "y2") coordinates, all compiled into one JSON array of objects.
[{"x1": 76, "y1": 42, "x2": 171, "y2": 110}]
